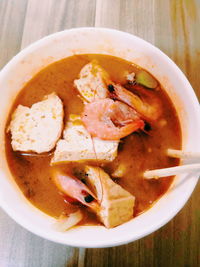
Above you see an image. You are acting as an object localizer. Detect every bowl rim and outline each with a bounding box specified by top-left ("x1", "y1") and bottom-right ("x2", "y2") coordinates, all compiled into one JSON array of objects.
[{"x1": 0, "y1": 27, "x2": 200, "y2": 248}]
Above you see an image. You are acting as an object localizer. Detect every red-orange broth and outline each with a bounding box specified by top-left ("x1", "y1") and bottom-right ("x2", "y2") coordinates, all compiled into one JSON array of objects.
[{"x1": 5, "y1": 54, "x2": 181, "y2": 225}]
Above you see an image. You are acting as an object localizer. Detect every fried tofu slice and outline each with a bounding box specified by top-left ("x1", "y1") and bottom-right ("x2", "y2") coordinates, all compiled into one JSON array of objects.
[
  {"x1": 74, "y1": 61, "x2": 110, "y2": 102},
  {"x1": 51, "y1": 115, "x2": 119, "y2": 164},
  {"x1": 84, "y1": 166, "x2": 135, "y2": 228},
  {"x1": 9, "y1": 93, "x2": 64, "y2": 153}
]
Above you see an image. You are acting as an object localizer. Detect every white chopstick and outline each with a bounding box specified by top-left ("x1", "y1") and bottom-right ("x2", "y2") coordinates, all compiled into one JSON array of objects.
[
  {"x1": 167, "y1": 149, "x2": 200, "y2": 159},
  {"x1": 144, "y1": 163, "x2": 200, "y2": 179},
  {"x1": 143, "y1": 149, "x2": 200, "y2": 179}
]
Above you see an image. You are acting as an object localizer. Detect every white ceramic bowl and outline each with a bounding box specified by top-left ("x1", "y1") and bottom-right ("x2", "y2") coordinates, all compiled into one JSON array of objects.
[{"x1": 0, "y1": 28, "x2": 199, "y2": 248}]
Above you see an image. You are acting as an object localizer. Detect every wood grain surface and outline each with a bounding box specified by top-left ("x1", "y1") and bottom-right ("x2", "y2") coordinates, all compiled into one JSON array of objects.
[{"x1": 0, "y1": 0, "x2": 199, "y2": 266}]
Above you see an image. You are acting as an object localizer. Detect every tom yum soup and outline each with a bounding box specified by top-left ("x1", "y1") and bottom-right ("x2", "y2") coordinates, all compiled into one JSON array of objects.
[{"x1": 5, "y1": 54, "x2": 181, "y2": 230}]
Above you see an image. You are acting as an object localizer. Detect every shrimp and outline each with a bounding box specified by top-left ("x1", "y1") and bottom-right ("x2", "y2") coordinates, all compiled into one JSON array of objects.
[
  {"x1": 109, "y1": 83, "x2": 162, "y2": 121},
  {"x1": 82, "y1": 98, "x2": 144, "y2": 140},
  {"x1": 51, "y1": 169, "x2": 99, "y2": 211}
]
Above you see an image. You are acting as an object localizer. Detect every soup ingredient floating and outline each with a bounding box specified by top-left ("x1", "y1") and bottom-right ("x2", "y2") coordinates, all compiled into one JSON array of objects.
[
  {"x1": 82, "y1": 99, "x2": 144, "y2": 140},
  {"x1": 109, "y1": 83, "x2": 162, "y2": 121},
  {"x1": 85, "y1": 166, "x2": 135, "y2": 228},
  {"x1": 52, "y1": 166, "x2": 135, "y2": 228},
  {"x1": 52, "y1": 114, "x2": 119, "y2": 164},
  {"x1": 53, "y1": 210, "x2": 83, "y2": 232},
  {"x1": 135, "y1": 70, "x2": 158, "y2": 89},
  {"x1": 74, "y1": 60, "x2": 110, "y2": 102},
  {"x1": 51, "y1": 168, "x2": 99, "y2": 210},
  {"x1": 8, "y1": 93, "x2": 63, "y2": 153}
]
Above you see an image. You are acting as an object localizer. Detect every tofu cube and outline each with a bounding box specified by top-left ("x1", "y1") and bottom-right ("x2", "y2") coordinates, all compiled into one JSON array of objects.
[
  {"x1": 51, "y1": 115, "x2": 119, "y2": 164},
  {"x1": 74, "y1": 61, "x2": 110, "y2": 102},
  {"x1": 85, "y1": 166, "x2": 135, "y2": 228},
  {"x1": 9, "y1": 93, "x2": 64, "y2": 153}
]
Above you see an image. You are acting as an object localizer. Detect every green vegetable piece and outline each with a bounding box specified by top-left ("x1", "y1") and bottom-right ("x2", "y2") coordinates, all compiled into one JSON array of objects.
[{"x1": 136, "y1": 70, "x2": 158, "y2": 89}]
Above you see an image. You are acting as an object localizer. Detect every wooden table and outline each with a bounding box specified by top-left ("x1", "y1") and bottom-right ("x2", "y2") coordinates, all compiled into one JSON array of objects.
[{"x1": 0, "y1": 0, "x2": 199, "y2": 266}]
